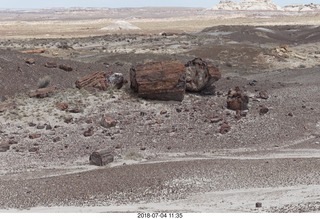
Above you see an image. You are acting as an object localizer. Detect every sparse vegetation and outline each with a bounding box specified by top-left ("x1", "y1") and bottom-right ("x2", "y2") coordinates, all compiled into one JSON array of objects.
[{"x1": 37, "y1": 76, "x2": 51, "y2": 89}]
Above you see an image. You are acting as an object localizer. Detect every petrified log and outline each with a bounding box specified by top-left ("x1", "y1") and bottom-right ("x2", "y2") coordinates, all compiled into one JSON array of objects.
[
  {"x1": 227, "y1": 87, "x2": 249, "y2": 111},
  {"x1": 21, "y1": 49, "x2": 45, "y2": 54},
  {"x1": 89, "y1": 148, "x2": 114, "y2": 166},
  {"x1": 185, "y1": 58, "x2": 221, "y2": 95},
  {"x1": 29, "y1": 86, "x2": 57, "y2": 98},
  {"x1": 130, "y1": 61, "x2": 186, "y2": 101},
  {"x1": 59, "y1": 64, "x2": 73, "y2": 72},
  {"x1": 75, "y1": 71, "x2": 108, "y2": 90}
]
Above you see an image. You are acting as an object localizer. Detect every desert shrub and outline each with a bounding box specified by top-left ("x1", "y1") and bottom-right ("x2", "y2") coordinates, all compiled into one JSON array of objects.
[{"x1": 37, "y1": 76, "x2": 51, "y2": 88}]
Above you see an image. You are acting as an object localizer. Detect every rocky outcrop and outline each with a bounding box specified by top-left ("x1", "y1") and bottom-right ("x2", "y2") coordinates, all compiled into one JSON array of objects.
[
  {"x1": 212, "y1": 0, "x2": 283, "y2": 11},
  {"x1": 130, "y1": 61, "x2": 186, "y2": 101}
]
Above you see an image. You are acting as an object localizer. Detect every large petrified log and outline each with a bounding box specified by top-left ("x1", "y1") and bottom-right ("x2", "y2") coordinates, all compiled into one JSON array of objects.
[
  {"x1": 130, "y1": 61, "x2": 186, "y2": 101},
  {"x1": 89, "y1": 148, "x2": 114, "y2": 166},
  {"x1": 185, "y1": 58, "x2": 221, "y2": 95},
  {"x1": 75, "y1": 71, "x2": 108, "y2": 90}
]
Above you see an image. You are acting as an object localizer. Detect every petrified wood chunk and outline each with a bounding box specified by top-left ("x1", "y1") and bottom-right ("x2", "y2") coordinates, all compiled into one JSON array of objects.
[
  {"x1": 130, "y1": 61, "x2": 186, "y2": 101},
  {"x1": 89, "y1": 148, "x2": 114, "y2": 166},
  {"x1": 185, "y1": 58, "x2": 221, "y2": 95},
  {"x1": 227, "y1": 86, "x2": 249, "y2": 111},
  {"x1": 29, "y1": 86, "x2": 57, "y2": 98},
  {"x1": 75, "y1": 71, "x2": 108, "y2": 90}
]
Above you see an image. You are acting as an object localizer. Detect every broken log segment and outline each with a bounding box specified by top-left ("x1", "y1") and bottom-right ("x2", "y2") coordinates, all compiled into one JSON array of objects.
[
  {"x1": 29, "y1": 86, "x2": 57, "y2": 98},
  {"x1": 21, "y1": 49, "x2": 45, "y2": 54},
  {"x1": 89, "y1": 148, "x2": 114, "y2": 166},
  {"x1": 75, "y1": 71, "x2": 109, "y2": 91},
  {"x1": 130, "y1": 61, "x2": 186, "y2": 101}
]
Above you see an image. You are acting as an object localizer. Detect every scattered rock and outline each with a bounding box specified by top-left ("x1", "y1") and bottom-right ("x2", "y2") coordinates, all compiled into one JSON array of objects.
[
  {"x1": 0, "y1": 142, "x2": 10, "y2": 152},
  {"x1": 83, "y1": 127, "x2": 94, "y2": 137},
  {"x1": 28, "y1": 122, "x2": 36, "y2": 127},
  {"x1": 36, "y1": 124, "x2": 45, "y2": 129},
  {"x1": 53, "y1": 137, "x2": 61, "y2": 142},
  {"x1": 140, "y1": 146, "x2": 147, "y2": 151},
  {"x1": 258, "y1": 90, "x2": 269, "y2": 99},
  {"x1": 25, "y1": 58, "x2": 35, "y2": 65},
  {"x1": 259, "y1": 105, "x2": 269, "y2": 115},
  {"x1": 68, "y1": 108, "x2": 82, "y2": 113},
  {"x1": 44, "y1": 62, "x2": 58, "y2": 68},
  {"x1": 46, "y1": 124, "x2": 53, "y2": 130},
  {"x1": 160, "y1": 110, "x2": 167, "y2": 115},
  {"x1": 89, "y1": 148, "x2": 114, "y2": 166},
  {"x1": 8, "y1": 139, "x2": 18, "y2": 145},
  {"x1": 56, "y1": 102, "x2": 69, "y2": 111},
  {"x1": 227, "y1": 87, "x2": 249, "y2": 111},
  {"x1": 100, "y1": 116, "x2": 117, "y2": 128},
  {"x1": 219, "y1": 122, "x2": 231, "y2": 134},
  {"x1": 287, "y1": 112, "x2": 294, "y2": 117},
  {"x1": 28, "y1": 147, "x2": 39, "y2": 153},
  {"x1": 59, "y1": 64, "x2": 73, "y2": 72},
  {"x1": 130, "y1": 60, "x2": 186, "y2": 101},
  {"x1": 210, "y1": 116, "x2": 223, "y2": 123},
  {"x1": 64, "y1": 116, "x2": 73, "y2": 124},
  {"x1": 248, "y1": 80, "x2": 257, "y2": 86},
  {"x1": 256, "y1": 202, "x2": 262, "y2": 208},
  {"x1": 29, "y1": 133, "x2": 41, "y2": 139}
]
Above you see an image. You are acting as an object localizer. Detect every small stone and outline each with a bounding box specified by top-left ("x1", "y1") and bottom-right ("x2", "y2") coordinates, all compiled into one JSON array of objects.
[
  {"x1": 140, "y1": 146, "x2": 147, "y2": 151},
  {"x1": 44, "y1": 62, "x2": 58, "y2": 68},
  {"x1": 219, "y1": 123, "x2": 231, "y2": 134},
  {"x1": 287, "y1": 112, "x2": 294, "y2": 117},
  {"x1": 25, "y1": 58, "x2": 35, "y2": 65},
  {"x1": 83, "y1": 127, "x2": 94, "y2": 137},
  {"x1": 258, "y1": 90, "x2": 269, "y2": 99},
  {"x1": 56, "y1": 102, "x2": 69, "y2": 111},
  {"x1": 29, "y1": 133, "x2": 41, "y2": 139},
  {"x1": 100, "y1": 116, "x2": 117, "y2": 128},
  {"x1": 8, "y1": 139, "x2": 18, "y2": 145},
  {"x1": 210, "y1": 117, "x2": 222, "y2": 123},
  {"x1": 28, "y1": 147, "x2": 39, "y2": 153},
  {"x1": 53, "y1": 137, "x2": 61, "y2": 142},
  {"x1": 64, "y1": 117, "x2": 73, "y2": 124},
  {"x1": 46, "y1": 124, "x2": 52, "y2": 130},
  {"x1": 36, "y1": 124, "x2": 45, "y2": 129},
  {"x1": 176, "y1": 108, "x2": 182, "y2": 113},
  {"x1": 259, "y1": 106, "x2": 269, "y2": 115},
  {"x1": 160, "y1": 110, "x2": 167, "y2": 115},
  {"x1": 28, "y1": 122, "x2": 36, "y2": 127},
  {"x1": 256, "y1": 202, "x2": 262, "y2": 208},
  {"x1": 0, "y1": 142, "x2": 10, "y2": 152},
  {"x1": 68, "y1": 108, "x2": 81, "y2": 113}
]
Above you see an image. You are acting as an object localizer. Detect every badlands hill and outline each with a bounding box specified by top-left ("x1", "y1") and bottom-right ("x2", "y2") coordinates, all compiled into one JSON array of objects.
[
  {"x1": 212, "y1": 0, "x2": 320, "y2": 11},
  {"x1": 212, "y1": 0, "x2": 283, "y2": 11}
]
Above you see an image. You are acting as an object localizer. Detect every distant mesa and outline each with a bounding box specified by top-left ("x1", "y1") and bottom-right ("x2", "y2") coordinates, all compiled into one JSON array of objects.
[
  {"x1": 212, "y1": 0, "x2": 283, "y2": 11},
  {"x1": 212, "y1": 0, "x2": 320, "y2": 12},
  {"x1": 100, "y1": 20, "x2": 141, "y2": 31},
  {"x1": 284, "y1": 3, "x2": 320, "y2": 12}
]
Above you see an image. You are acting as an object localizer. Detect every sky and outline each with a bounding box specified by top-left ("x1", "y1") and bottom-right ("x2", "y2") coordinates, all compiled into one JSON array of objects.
[{"x1": 0, "y1": 0, "x2": 318, "y2": 9}]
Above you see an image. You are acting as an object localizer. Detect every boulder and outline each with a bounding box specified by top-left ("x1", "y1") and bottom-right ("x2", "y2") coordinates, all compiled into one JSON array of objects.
[{"x1": 130, "y1": 61, "x2": 186, "y2": 101}]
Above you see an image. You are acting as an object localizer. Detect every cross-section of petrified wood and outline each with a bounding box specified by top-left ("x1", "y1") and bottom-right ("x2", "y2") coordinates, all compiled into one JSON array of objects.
[{"x1": 130, "y1": 61, "x2": 186, "y2": 101}]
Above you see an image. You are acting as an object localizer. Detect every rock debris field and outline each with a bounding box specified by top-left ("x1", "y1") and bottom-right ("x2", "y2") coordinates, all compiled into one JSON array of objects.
[{"x1": 1, "y1": 10, "x2": 320, "y2": 212}]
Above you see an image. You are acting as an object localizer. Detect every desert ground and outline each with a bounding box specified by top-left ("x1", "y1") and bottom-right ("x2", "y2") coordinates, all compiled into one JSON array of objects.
[{"x1": 1, "y1": 8, "x2": 320, "y2": 213}]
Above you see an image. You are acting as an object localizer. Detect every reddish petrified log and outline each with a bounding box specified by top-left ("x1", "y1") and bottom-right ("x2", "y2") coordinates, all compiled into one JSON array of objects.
[
  {"x1": 75, "y1": 71, "x2": 108, "y2": 91},
  {"x1": 130, "y1": 61, "x2": 186, "y2": 101},
  {"x1": 29, "y1": 86, "x2": 57, "y2": 98}
]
